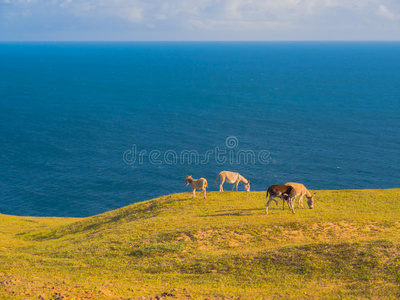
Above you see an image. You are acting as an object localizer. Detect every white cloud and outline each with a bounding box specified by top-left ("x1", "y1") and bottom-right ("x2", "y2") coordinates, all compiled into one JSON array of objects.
[
  {"x1": 377, "y1": 4, "x2": 399, "y2": 20},
  {"x1": 188, "y1": 18, "x2": 290, "y2": 31},
  {"x1": 155, "y1": 1, "x2": 213, "y2": 19},
  {"x1": 124, "y1": 7, "x2": 143, "y2": 23},
  {"x1": 1, "y1": 0, "x2": 400, "y2": 40}
]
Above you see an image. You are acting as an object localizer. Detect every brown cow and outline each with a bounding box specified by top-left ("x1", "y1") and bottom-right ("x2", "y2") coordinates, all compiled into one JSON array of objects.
[{"x1": 266, "y1": 185, "x2": 297, "y2": 215}]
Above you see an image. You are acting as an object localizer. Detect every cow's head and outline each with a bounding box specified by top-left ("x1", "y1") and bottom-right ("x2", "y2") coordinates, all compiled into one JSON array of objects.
[
  {"x1": 307, "y1": 193, "x2": 315, "y2": 209},
  {"x1": 244, "y1": 180, "x2": 250, "y2": 192},
  {"x1": 185, "y1": 175, "x2": 193, "y2": 186}
]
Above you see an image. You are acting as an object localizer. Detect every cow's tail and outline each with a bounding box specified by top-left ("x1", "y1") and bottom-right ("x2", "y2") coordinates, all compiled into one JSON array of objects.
[
  {"x1": 266, "y1": 189, "x2": 269, "y2": 198},
  {"x1": 215, "y1": 174, "x2": 220, "y2": 187},
  {"x1": 205, "y1": 180, "x2": 209, "y2": 189}
]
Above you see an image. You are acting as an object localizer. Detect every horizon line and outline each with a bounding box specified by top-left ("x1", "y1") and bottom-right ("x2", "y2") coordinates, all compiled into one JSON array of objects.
[{"x1": 1, "y1": 40, "x2": 400, "y2": 43}]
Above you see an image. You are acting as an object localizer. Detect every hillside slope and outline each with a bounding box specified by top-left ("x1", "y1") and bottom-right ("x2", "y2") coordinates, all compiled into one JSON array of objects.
[{"x1": 1, "y1": 189, "x2": 400, "y2": 299}]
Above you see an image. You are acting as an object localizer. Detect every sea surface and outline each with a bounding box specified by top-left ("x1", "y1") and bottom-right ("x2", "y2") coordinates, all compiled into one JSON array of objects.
[{"x1": 1, "y1": 42, "x2": 399, "y2": 217}]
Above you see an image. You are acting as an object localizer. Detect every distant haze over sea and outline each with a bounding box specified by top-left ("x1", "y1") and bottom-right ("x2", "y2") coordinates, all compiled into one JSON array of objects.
[{"x1": 1, "y1": 42, "x2": 399, "y2": 217}]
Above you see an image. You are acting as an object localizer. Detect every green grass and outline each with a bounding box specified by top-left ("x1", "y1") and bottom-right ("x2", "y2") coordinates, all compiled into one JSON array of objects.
[{"x1": 1, "y1": 189, "x2": 400, "y2": 299}]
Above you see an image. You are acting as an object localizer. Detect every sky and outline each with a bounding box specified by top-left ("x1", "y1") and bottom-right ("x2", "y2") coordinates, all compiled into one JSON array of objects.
[{"x1": 0, "y1": 0, "x2": 400, "y2": 41}]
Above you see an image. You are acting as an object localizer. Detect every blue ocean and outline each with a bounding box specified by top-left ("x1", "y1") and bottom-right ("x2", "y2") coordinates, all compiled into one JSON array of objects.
[{"x1": 1, "y1": 42, "x2": 399, "y2": 217}]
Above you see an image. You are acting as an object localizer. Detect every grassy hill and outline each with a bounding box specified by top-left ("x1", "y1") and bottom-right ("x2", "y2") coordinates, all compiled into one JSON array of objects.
[{"x1": 1, "y1": 189, "x2": 400, "y2": 299}]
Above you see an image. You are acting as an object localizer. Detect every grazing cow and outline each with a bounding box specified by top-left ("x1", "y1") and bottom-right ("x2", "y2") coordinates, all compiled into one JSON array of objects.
[
  {"x1": 266, "y1": 185, "x2": 297, "y2": 215},
  {"x1": 215, "y1": 171, "x2": 250, "y2": 192},
  {"x1": 285, "y1": 182, "x2": 315, "y2": 209},
  {"x1": 185, "y1": 175, "x2": 208, "y2": 199}
]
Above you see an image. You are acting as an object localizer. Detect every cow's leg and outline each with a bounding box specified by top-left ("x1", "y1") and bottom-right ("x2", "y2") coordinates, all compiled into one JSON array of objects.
[
  {"x1": 289, "y1": 198, "x2": 295, "y2": 214},
  {"x1": 266, "y1": 196, "x2": 278, "y2": 214},
  {"x1": 282, "y1": 197, "x2": 285, "y2": 210},
  {"x1": 299, "y1": 195, "x2": 304, "y2": 209},
  {"x1": 203, "y1": 187, "x2": 206, "y2": 199},
  {"x1": 266, "y1": 197, "x2": 272, "y2": 214},
  {"x1": 219, "y1": 178, "x2": 225, "y2": 192},
  {"x1": 192, "y1": 189, "x2": 196, "y2": 198}
]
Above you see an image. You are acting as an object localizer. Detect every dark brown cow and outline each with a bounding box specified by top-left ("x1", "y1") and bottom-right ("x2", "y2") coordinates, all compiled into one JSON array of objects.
[{"x1": 266, "y1": 185, "x2": 297, "y2": 215}]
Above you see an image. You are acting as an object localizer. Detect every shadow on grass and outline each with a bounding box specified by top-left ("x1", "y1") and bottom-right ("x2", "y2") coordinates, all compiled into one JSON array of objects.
[
  {"x1": 130, "y1": 242, "x2": 186, "y2": 257},
  {"x1": 200, "y1": 208, "x2": 263, "y2": 217}
]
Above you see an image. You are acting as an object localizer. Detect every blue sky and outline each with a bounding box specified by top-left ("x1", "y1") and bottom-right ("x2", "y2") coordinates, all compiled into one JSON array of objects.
[{"x1": 1, "y1": 0, "x2": 400, "y2": 41}]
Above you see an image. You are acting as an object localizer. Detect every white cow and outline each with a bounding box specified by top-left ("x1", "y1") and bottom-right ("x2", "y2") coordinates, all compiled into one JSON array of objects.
[{"x1": 215, "y1": 171, "x2": 250, "y2": 192}]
